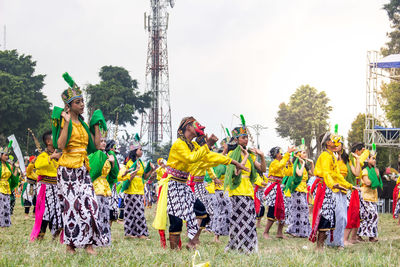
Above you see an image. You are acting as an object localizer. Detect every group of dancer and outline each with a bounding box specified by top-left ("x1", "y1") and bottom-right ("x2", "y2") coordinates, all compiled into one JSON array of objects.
[{"x1": 0, "y1": 73, "x2": 387, "y2": 255}]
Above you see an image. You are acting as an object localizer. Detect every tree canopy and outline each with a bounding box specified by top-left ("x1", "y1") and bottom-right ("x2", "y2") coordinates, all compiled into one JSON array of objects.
[
  {"x1": 275, "y1": 85, "x2": 332, "y2": 157},
  {"x1": 0, "y1": 50, "x2": 51, "y2": 155},
  {"x1": 86, "y1": 66, "x2": 152, "y2": 127}
]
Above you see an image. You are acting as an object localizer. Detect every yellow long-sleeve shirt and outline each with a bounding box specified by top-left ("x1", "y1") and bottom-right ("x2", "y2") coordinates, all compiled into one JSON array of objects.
[
  {"x1": 349, "y1": 149, "x2": 370, "y2": 182},
  {"x1": 295, "y1": 168, "x2": 309, "y2": 193},
  {"x1": 93, "y1": 160, "x2": 112, "y2": 196},
  {"x1": 35, "y1": 152, "x2": 58, "y2": 177},
  {"x1": 268, "y1": 153, "x2": 290, "y2": 178},
  {"x1": 26, "y1": 162, "x2": 38, "y2": 181},
  {"x1": 0, "y1": 162, "x2": 12, "y2": 194},
  {"x1": 166, "y1": 138, "x2": 210, "y2": 175},
  {"x1": 190, "y1": 143, "x2": 232, "y2": 177},
  {"x1": 227, "y1": 153, "x2": 263, "y2": 198},
  {"x1": 118, "y1": 159, "x2": 147, "y2": 195},
  {"x1": 314, "y1": 150, "x2": 353, "y2": 192}
]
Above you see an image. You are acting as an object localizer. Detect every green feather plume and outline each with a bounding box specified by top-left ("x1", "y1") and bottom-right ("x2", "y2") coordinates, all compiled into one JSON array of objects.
[
  {"x1": 301, "y1": 138, "x2": 305, "y2": 145},
  {"x1": 62, "y1": 72, "x2": 75, "y2": 88},
  {"x1": 240, "y1": 114, "x2": 246, "y2": 127},
  {"x1": 225, "y1": 128, "x2": 231, "y2": 137},
  {"x1": 7, "y1": 140, "x2": 12, "y2": 148},
  {"x1": 334, "y1": 124, "x2": 338, "y2": 134},
  {"x1": 134, "y1": 133, "x2": 140, "y2": 142},
  {"x1": 372, "y1": 143, "x2": 376, "y2": 151}
]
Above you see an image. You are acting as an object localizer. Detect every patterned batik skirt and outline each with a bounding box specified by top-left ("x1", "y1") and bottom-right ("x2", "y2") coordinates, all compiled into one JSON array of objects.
[
  {"x1": 167, "y1": 180, "x2": 198, "y2": 239},
  {"x1": 394, "y1": 197, "x2": 400, "y2": 218},
  {"x1": 38, "y1": 181, "x2": 63, "y2": 236},
  {"x1": 57, "y1": 166, "x2": 107, "y2": 247},
  {"x1": 326, "y1": 192, "x2": 347, "y2": 247},
  {"x1": 23, "y1": 182, "x2": 37, "y2": 207},
  {"x1": 194, "y1": 182, "x2": 214, "y2": 216},
  {"x1": 225, "y1": 195, "x2": 258, "y2": 254},
  {"x1": 212, "y1": 190, "x2": 232, "y2": 236},
  {"x1": 358, "y1": 201, "x2": 378, "y2": 238},
  {"x1": 286, "y1": 191, "x2": 311, "y2": 237},
  {"x1": 124, "y1": 194, "x2": 148, "y2": 237},
  {"x1": 0, "y1": 193, "x2": 11, "y2": 227},
  {"x1": 110, "y1": 185, "x2": 119, "y2": 222},
  {"x1": 318, "y1": 186, "x2": 336, "y2": 231},
  {"x1": 96, "y1": 195, "x2": 112, "y2": 245}
]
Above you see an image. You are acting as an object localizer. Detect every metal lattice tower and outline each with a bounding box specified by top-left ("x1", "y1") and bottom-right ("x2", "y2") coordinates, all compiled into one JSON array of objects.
[
  {"x1": 141, "y1": 0, "x2": 175, "y2": 153},
  {"x1": 364, "y1": 50, "x2": 379, "y2": 147}
]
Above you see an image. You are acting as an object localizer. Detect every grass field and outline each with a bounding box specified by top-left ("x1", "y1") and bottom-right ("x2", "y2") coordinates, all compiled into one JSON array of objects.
[{"x1": 1, "y1": 199, "x2": 400, "y2": 267}]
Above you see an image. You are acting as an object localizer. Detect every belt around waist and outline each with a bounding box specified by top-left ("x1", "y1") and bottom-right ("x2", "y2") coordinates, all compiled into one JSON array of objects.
[
  {"x1": 166, "y1": 167, "x2": 189, "y2": 179},
  {"x1": 193, "y1": 176, "x2": 205, "y2": 183},
  {"x1": 268, "y1": 176, "x2": 283, "y2": 182},
  {"x1": 27, "y1": 178, "x2": 37, "y2": 184},
  {"x1": 170, "y1": 176, "x2": 188, "y2": 183},
  {"x1": 40, "y1": 176, "x2": 57, "y2": 185}
]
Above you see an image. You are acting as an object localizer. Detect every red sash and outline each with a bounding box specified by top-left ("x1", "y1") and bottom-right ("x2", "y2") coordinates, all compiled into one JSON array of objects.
[
  {"x1": 346, "y1": 190, "x2": 360, "y2": 228},
  {"x1": 264, "y1": 182, "x2": 285, "y2": 221}
]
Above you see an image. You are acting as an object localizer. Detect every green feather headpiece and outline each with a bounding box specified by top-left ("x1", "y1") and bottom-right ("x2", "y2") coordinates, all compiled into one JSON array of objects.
[
  {"x1": 334, "y1": 124, "x2": 338, "y2": 135},
  {"x1": 240, "y1": 114, "x2": 246, "y2": 127},
  {"x1": 226, "y1": 128, "x2": 231, "y2": 137},
  {"x1": 371, "y1": 143, "x2": 377, "y2": 157},
  {"x1": 131, "y1": 133, "x2": 141, "y2": 150},
  {"x1": 61, "y1": 72, "x2": 83, "y2": 104}
]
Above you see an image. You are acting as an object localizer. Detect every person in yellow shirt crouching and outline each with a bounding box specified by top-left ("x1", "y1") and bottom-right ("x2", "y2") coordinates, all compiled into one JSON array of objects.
[{"x1": 118, "y1": 136, "x2": 155, "y2": 239}]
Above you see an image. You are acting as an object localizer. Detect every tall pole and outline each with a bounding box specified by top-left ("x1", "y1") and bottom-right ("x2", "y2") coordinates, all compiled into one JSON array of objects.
[
  {"x1": 247, "y1": 124, "x2": 268, "y2": 149},
  {"x1": 141, "y1": 0, "x2": 173, "y2": 154}
]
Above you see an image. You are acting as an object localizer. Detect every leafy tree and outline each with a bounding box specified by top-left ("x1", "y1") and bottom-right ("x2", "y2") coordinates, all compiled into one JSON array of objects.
[
  {"x1": 381, "y1": 0, "x2": 400, "y2": 56},
  {"x1": 0, "y1": 50, "x2": 51, "y2": 155},
  {"x1": 86, "y1": 66, "x2": 152, "y2": 127},
  {"x1": 379, "y1": 81, "x2": 400, "y2": 127},
  {"x1": 347, "y1": 113, "x2": 365, "y2": 146},
  {"x1": 147, "y1": 142, "x2": 172, "y2": 163},
  {"x1": 275, "y1": 85, "x2": 332, "y2": 158}
]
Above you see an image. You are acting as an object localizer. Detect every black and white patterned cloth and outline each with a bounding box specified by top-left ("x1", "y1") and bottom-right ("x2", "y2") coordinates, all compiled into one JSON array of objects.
[
  {"x1": 225, "y1": 195, "x2": 258, "y2": 254},
  {"x1": 124, "y1": 194, "x2": 149, "y2": 237},
  {"x1": 394, "y1": 197, "x2": 400, "y2": 218},
  {"x1": 284, "y1": 195, "x2": 292, "y2": 225},
  {"x1": 96, "y1": 195, "x2": 112, "y2": 245},
  {"x1": 110, "y1": 185, "x2": 119, "y2": 221},
  {"x1": 211, "y1": 190, "x2": 232, "y2": 236},
  {"x1": 264, "y1": 181, "x2": 277, "y2": 207},
  {"x1": 286, "y1": 191, "x2": 311, "y2": 237},
  {"x1": 194, "y1": 182, "x2": 213, "y2": 216},
  {"x1": 358, "y1": 201, "x2": 378, "y2": 238},
  {"x1": 38, "y1": 182, "x2": 63, "y2": 236},
  {"x1": 319, "y1": 186, "x2": 336, "y2": 230},
  {"x1": 23, "y1": 182, "x2": 37, "y2": 206},
  {"x1": 205, "y1": 192, "x2": 217, "y2": 232},
  {"x1": 57, "y1": 166, "x2": 108, "y2": 247},
  {"x1": 0, "y1": 192, "x2": 11, "y2": 227},
  {"x1": 167, "y1": 180, "x2": 198, "y2": 239}
]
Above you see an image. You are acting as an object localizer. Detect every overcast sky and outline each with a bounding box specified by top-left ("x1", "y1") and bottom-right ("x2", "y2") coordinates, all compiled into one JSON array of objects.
[{"x1": 0, "y1": 0, "x2": 392, "y2": 153}]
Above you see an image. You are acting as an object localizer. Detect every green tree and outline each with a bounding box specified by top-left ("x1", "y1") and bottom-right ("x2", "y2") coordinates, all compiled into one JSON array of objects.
[
  {"x1": 381, "y1": 0, "x2": 400, "y2": 56},
  {"x1": 86, "y1": 66, "x2": 152, "y2": 126},
  {"x1": 347, "y1": 113, "x2": 365, "y2": 146},
  {"x1": 275, "y1": 85, "x2": 332, "y2": 158},
  {"x1": 0, "y1": 50, "x2": 51, "y2": 155},
  {"x1": 379, "y1": 82, "x2": 400, "y2": 127},
  {"x1": 147, "y1": 142, "x2": 172, "y2": 163}
]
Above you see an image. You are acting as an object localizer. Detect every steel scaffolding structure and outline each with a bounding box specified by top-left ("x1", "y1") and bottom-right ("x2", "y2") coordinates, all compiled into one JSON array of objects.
[
  {"x1": 141, "y1": 0, "x2": 174, "y2": 153},
  {"x1": 364, "y1": 50, "x2": 400, "y2": 148}
]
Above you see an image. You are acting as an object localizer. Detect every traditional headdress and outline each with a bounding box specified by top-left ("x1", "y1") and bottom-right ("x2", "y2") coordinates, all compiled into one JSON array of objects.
[
  {"x1": 231, "y1": 114, "x2": 248, "y2": 138},
  {"x1": 294, "y1": 138, "x2": 306, "y2": 155},
  {"x1": 61, "y1": 72, "x2": 83, "y2": 104},
  {"x1": 0, "y1": 140, "x2": 13, "y2": 155},
  {"x1": 321, "y1": 124, "x2": 342, "y2": 148},
  {"x1": 157, "y1": 158, "x2": 166, "y2": 166},
  {"x1": 370, "y1": 143, "x2": 377, "y2": 158},
  {"x1": 130, "y1": 133, "x2": 142, "y2": 151},
  {"x1": 177, "y1": 117, "x2": 196, "y2": 138}
]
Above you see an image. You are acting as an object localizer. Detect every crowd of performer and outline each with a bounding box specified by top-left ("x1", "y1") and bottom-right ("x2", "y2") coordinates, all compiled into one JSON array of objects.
[{"x1": 0, "y1": 73, "x2": 395, "y2": 255}]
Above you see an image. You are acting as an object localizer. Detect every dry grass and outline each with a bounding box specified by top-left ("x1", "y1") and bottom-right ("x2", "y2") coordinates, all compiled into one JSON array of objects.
[{"x1": 1, "y1": 199, "x2": 400, "y2": 266}]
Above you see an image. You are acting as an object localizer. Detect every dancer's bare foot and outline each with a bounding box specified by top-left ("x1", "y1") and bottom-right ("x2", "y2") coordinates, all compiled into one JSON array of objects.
[
  {"x1": 186, "y1": 240, "x2": 197, "y2": 250},
  {"x1": 349, "y1": 239, "x2": 359, "y2": 244},
  {"x1": 25, "y1": 214, "x2": 29, "y2": 219},
  {"x1": 369, "y1": 237, "x2": 378, "y2": 243},
  {"x1": 66, "y1": 245, "x2": 76, "y2": 255},
  {"x1": 344, "y1": 241, "x2": 353, "y2": 247},
  {"x1": 356, "y1": 236, "x2": 365, "y2": 242},
  {"x1": 214, "y1": 235, "x2": 221, "y2": 243},
  {"x1": 276, "y1": 234, "x2": 288, "y2": 239},
  {"x1": 263, "y1": 232, "x2": 270, "y2": 240},
  {"x1": 85, "y1": 245, "x2": 97, "y2": 255},
  {"x1": 138, "y1": 235, "x2": 149, "y2": 240},
  {"x1": 117, "y1": 220, "x2": 124, "y2": 225}
]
